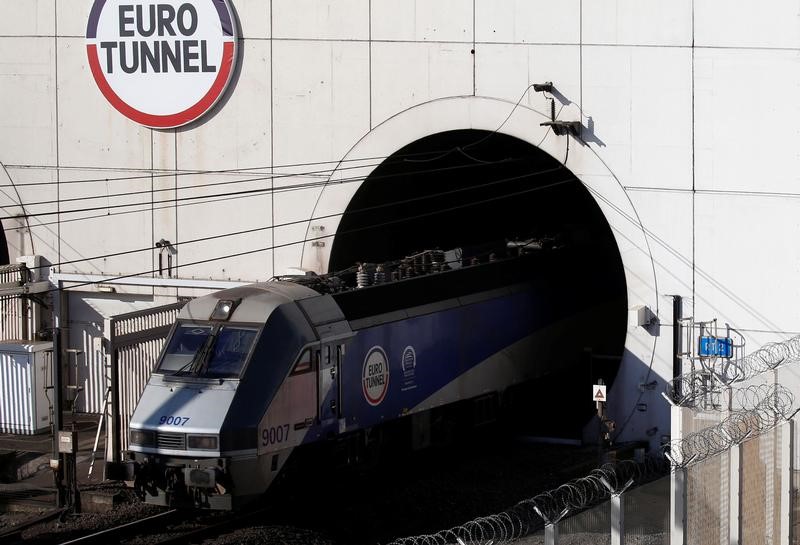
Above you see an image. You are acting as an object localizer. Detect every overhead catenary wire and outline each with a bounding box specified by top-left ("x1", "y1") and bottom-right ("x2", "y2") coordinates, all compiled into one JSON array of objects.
[
  {"x1": 5, "y1": 154, "x2": 532, "y2": 231},
  {"x1": 0, "y1": 148, "x2": 457, "y2": 188},
  {"x1": 0, "y1": 155, "x2": 529, "y2": 222},
  {"x1": 0, "y1": 159, "x2": 387, "y2": 211},
  {"x1": 0, "y1": 138, "x2": 520, "y2": 189},
  {"x1": 36, "y1": 164, "x2": 567, "y2": 272},
  {"x1": 48, "y1": 174, "x2": 577, "y2": 293},
  {"x1": 0, "y1": 155, "x2": 525, "y2": 214}
]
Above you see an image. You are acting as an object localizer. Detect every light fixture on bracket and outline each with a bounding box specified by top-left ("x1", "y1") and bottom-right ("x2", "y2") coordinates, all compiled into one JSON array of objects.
[
  {"x1": 531, "y1": 81, "x2": 582, "y2": 137},
  {"x1": 155, "y1": 238, "x2": 178, "y2": 278}
]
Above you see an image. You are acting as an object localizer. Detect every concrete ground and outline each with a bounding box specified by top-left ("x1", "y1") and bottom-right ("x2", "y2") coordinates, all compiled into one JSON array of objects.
[{"x1": 0, "y1": 413, "x2": 107, "y2": 510}]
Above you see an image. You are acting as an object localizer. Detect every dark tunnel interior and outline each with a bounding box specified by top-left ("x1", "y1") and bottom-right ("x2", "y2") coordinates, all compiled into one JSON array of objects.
[{"x1": 328, "y1": 130, "x2": 629, "y2": 439}]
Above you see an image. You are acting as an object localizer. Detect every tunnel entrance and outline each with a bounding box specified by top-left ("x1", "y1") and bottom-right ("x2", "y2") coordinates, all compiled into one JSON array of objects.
[{"x1": 328, "y1": 130, "x2": 628, "y2": 440}]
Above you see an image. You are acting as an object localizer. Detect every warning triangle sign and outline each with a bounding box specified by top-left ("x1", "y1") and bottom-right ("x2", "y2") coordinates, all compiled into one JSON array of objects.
[
  {"x1": 592, "y1": 384, "x2": 607, "y2": 402},
  {"x1": 594, "y1": 389, "x2": 605, "y2": 400}
]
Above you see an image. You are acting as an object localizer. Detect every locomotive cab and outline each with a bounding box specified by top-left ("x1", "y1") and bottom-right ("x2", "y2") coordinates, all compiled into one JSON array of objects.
[{"x1": 124, "y1": 281, "x2": 333, "y2": 509}]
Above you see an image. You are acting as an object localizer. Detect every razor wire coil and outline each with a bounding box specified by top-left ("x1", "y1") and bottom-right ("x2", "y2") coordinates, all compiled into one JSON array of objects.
[
  {"x1": 386, "y1": 455, "x2": 668, "y2": 545},
  {"x1": 667, "y1": 334, "x2": 800, "y2": 406},
  {"x1": 663, "y1": 383, "x2": 794, "y2": 468}
]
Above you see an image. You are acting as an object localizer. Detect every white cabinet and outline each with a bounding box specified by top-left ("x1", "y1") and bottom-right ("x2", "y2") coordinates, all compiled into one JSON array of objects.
[{"x1": 0, "y1": 342, "x2": 52, "y2": 434}]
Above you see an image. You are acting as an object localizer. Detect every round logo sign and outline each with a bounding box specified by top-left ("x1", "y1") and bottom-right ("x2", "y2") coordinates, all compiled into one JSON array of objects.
[
  {"x1": 86, "y1": 0, "x2": 238, "y2": 128},
  {"x1": 401, "y1": 346, "x2": 416, "y2": 373},
  {"x1": 362, "y1": 346, "x2": 390, "y2": 406}
]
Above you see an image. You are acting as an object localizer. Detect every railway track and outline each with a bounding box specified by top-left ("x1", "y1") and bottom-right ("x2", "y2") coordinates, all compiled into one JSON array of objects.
[
  {"x1": 0, "y1": 508, "x2": 66, "y2": 543},
  {"x1": 148, "y1": 507, "x2": 271, "y2": 545},
  {"x1": 47, "y1": 504, "x2": 272, "y2": 545},
  {"x1": 0, "y1": 485, "x2": 57, "y2": 509},
  {"x1": 56, "y1": 509, "x2": 184, "y2": 545}
]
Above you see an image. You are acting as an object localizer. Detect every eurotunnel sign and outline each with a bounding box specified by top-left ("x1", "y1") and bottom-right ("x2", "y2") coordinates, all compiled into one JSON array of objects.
[{"x1": 86, "y1": 0, "x2": 238, "y2": 129}]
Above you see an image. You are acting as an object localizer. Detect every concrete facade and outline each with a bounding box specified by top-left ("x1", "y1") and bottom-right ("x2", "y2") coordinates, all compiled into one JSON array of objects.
[{"x1": 1, "y1": 1, "x2": 799, "y2": 445}]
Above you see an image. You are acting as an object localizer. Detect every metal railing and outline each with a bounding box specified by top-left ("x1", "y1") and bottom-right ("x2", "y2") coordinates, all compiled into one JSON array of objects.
[
  {"x1": 105, "y1": 301, "x2": 186, "y2": 465},
  {"x1": 0, "y1": 263, "x2": 29, "y2": 340}
]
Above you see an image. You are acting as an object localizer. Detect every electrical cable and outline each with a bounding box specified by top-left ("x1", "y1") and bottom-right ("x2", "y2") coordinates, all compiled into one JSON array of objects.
[
  {"x1": 22, "y1": 156, "x2": 523, "y2": 229},
  {"x1": 0, "y1": 137, "x2": 515, "y2": 189},
  {"x1": 38, "y1": 165, "x2": 567, "y2": 271},
  {"x1": 1, "y1": 155, "x2": 531, "y2": 221},
  {"x1": 462, "y1": 83, "x2": 551, "y2": 151},
  {"x1": 0, "y1": 159, "x2": 389, "y2": 211},
  {"x1": 1, "y1": 78, "x2": 561, "y2": 193},
  {"x1": 1, "y1": 154, "x2": 526, "y2": 213},
  {"x1": 49, "y1": 174, "x2": 577, "y2": 293},
  {"x1": 0, "y1": 162, "x2": 34, "y2": 252},
  {"x1": 0, "y1": 146, "x2": 464, "y2": 188}
]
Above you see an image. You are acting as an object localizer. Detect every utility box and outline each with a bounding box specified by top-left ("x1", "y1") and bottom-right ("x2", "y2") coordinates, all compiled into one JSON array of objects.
[
  {"x1": 58, "y1": 430, "x2": 77, "y2": 453},
  {"x1": 0, "y1": 342, "x2": 53, "y2": 434}
]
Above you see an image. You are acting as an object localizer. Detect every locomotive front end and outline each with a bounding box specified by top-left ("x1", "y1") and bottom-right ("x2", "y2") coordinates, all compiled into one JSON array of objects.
[
  {"x1": 127, "y1": 315, "x2": 257, "y2": 509},
  {"x1": 125, "y1": 283, "x2": 320, "y2": 509}
]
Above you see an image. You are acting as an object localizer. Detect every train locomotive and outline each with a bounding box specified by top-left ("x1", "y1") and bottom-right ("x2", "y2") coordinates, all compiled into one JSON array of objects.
[{"x1": 124, "y1": 243, "x2": 621, "y2": 508}]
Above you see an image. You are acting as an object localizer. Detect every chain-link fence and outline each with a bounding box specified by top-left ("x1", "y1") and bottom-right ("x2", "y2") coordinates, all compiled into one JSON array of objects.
[
  {"x1": 667, "y1": 333, "x2": 800, "y2": 545},
  {"x1": 386, "y1": 456, "x2": 670, "y2": 545},
  {"x1": 388, "y1": 337, "x2": 800, "y2": 545}
]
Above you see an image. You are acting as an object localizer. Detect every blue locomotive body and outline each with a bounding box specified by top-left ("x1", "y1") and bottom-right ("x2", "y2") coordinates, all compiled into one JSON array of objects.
[
  {"x1": 314, "y1": 286, "x2": 541, "y2": 437},
  {"x1": 125, "y1": 250, "x2": 603, "y2": 508}
]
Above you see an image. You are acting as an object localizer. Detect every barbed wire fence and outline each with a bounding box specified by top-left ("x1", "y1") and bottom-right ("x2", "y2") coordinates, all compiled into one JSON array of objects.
[
  {"x1": 664, "y1": 332, "x2": 800, "y2": 545},
  {"x1": 386, "y1": 455, "x2": 668, "y2": 545},
  {"x1": 389, "y1": 335, "x2": 800, "y2": 545},
  {"x1": 667, "y1": 333, "x2": 800, "y2": 408},
  {"x1": 664, "y1": 383, "x2": 796, "y2": 468}
]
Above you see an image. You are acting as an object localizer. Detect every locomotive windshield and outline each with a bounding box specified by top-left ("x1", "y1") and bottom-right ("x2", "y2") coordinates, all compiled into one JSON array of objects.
[{"x1": 158, "y1": 322, "x2": 258, "y2": 378}]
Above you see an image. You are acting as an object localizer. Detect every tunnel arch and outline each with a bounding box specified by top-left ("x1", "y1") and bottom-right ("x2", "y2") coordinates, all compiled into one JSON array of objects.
[
  {"x1": 0, "y1": 161, "x2": 29, "y2": 265},
  {"x1": 300, "y1": 96, "x2": 661, "y2": 441},
  {"x1": 301, "y1": 96, "x2": 657, "y2": 315},
  {"x1": 326, "y1": 129, "x2": 615, "y2": 272}
]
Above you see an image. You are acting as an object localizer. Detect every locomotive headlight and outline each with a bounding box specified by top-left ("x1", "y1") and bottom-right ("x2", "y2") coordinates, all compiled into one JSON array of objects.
[
  {"x1": 210, "y1": 298, "x2": 240, "y2": 321},
  {"x1": 130, "y1": 429, "x2": 155, "y2": 447},
  {"x1": 187, "y1": 435, "x2": 219, "y2": 450}
]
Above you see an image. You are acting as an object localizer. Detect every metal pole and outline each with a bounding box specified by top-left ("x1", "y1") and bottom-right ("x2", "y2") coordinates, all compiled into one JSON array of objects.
[
  {"x1": 780, "y1": 419, "x2": 792, "y2": 545},
  {"x1": 534, "y1": 507, "x2": 567, "y2": 545},
  {"x1": 51, "y1": 324, "x2": 64, "y2": 507},
  {"x1": 673, "y1": 296, "x2": 683, "y2": 396},
  {"x1": 600, "y1": 476, "x2": 633, "y2": 545},
  {"x1": 670, "y1": 402, "x2": 686, "y2": 545},
  {"x1": 109, "y1": 332, "x2": 121, "y2": 464},
  {"x1": 544, "y1": 521, "x2": 559, "y2": 545},
  {"x1": 611, "y1": 492, "x2": 624, "y2": 545}
]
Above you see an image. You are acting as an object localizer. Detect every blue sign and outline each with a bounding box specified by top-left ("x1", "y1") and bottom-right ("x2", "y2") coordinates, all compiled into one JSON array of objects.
[{"x1": 698, "y1": 336, "x2": 733, "y2": 358}]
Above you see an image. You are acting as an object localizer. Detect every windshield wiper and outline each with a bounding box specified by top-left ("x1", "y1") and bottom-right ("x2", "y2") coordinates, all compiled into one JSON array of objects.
[
  {"x1": 194, "y1": 331, "x2": 220, "y2": 376},
  {"x1": 172, "y1": 356, "x2": 199, "y2": 376},
  {"x1": 171, "y1": 330, "x2": 218, "y2": 376}
]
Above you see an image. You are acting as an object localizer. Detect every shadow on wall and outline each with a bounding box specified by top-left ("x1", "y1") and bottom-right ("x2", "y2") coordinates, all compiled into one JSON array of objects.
[
  {"x1": 582, "y1": 347, "x2": 670, "y2": 451},
  {"x1": 66, "y1": 292, "x2": 157, "y2": 413}
]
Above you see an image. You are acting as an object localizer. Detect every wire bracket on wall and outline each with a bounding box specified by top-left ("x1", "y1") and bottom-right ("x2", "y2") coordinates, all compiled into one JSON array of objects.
[
  {"x1": 532, "y1": 81, "x2": 582, "y2": 137},
  {"x1": 540, "y1": 120, "x2": 582, "y2": 137},
  {"x1": 155, "y1": 239, "x2": 177, "y2": 278}
]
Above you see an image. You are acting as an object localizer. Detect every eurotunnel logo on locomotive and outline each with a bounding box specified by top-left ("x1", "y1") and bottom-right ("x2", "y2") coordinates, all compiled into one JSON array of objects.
[
  {"x1": 362, "y1": 346, "x2": 390, "y2": 406},
  {"x1": 86, "y1": 0, "x2": 238, "y2": 128}
]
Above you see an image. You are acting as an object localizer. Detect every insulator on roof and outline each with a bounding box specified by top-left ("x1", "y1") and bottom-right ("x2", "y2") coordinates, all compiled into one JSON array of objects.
[{"x1": 374, "y1": 265, "x2": 386, "y2": 285}]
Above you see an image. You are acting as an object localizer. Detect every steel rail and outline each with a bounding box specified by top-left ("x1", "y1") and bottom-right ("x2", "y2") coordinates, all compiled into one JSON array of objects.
[
  {"x1": 150, "y1": 506, "x2": 272, "y2": 545},
  {"x1": 57, "y1": 508, "x2": 181, "y2": 545},
  {"x1": 0, "y1": 508, "x2": 66, "y2": 543}
]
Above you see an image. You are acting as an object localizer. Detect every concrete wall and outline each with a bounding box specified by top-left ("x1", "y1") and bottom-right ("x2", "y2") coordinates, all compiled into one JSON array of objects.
[{"x1": 1, "y1": 1, "x2": 799, "y2": 445}]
